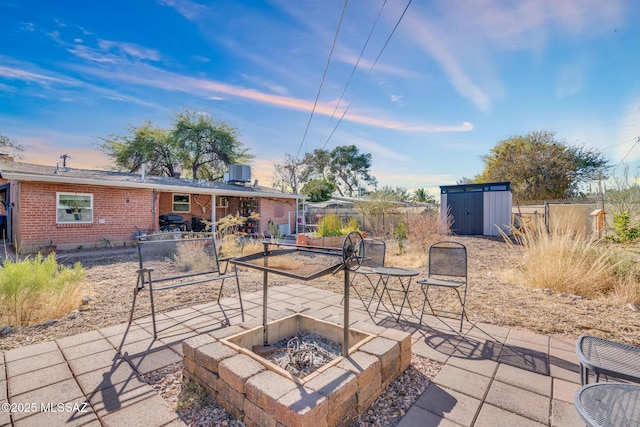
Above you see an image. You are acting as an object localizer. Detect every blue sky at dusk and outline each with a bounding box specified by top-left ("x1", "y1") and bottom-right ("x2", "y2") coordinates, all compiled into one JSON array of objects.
[{"x1": 1, "y1": 0, "x2": 639, "y2": 193}]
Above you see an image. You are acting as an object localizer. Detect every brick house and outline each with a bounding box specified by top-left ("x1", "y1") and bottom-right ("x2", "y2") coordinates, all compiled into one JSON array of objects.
[{"x1": 0, "y1": 161, "x2": 302, "y2": 253}]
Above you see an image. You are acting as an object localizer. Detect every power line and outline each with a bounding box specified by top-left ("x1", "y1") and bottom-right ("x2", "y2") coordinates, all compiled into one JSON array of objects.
[
  {"x1": 317, "y1": 0, "x2": 388, "y2": 146},
  {"x1": 295, "y1": 0, "x2": 350, "y2": 159},
  {"x1": 614, "y1": 136, "x2": 640, "y2": 169},
  {"x1": 321, "y1": 0, "x2": 413, "y2": 150}
]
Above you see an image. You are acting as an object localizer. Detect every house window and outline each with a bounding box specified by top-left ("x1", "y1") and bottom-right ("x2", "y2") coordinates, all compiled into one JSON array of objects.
[
  {"x1": 173, "y1": 194, "x2": 191, "y2": 213},
  {"x1": 57, "y1": 193, "x2": 93, "y2": 223}
]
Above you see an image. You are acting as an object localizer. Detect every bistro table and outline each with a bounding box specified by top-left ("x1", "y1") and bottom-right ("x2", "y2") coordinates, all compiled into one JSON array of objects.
[
  {"x1": 574, "y1": 382, "x2": 640, "y2": 427},
  {"x1": 373, "y1": 266, "x2": 419, "y2": 322}
]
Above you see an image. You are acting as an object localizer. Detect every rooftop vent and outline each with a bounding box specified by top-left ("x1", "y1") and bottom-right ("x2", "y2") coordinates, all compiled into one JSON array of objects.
[{"x1": 225, "y1": 164, "x2": 251, "y2": 185}]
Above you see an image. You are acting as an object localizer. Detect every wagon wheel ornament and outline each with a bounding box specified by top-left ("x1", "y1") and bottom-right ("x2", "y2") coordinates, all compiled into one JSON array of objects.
[{"x1": 342, "y1": 231, "x2": 364, "y2": 271}]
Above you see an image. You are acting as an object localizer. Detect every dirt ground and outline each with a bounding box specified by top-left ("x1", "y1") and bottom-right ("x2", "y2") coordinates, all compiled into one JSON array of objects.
[{"x1": 1, "y1": 235, "x2": 639, "y2": 351}]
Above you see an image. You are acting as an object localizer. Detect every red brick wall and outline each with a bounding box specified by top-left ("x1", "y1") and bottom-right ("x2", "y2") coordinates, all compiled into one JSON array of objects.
[
  {"x1": 14, "y1": 181, "x2": 157, "y2": 253},
  {"x1": 259, "y1": 198, "x2": 298, "y2": 234}
]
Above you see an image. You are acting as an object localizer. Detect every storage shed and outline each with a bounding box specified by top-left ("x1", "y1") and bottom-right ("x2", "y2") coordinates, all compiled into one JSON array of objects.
[{"x1": 440, "y1": 182, "x2": 512, "y2": 236}]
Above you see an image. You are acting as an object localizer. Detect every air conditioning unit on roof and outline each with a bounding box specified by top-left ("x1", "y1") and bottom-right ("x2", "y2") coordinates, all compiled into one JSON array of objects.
[{"x1": 227, "y1": 164, "x2": 251, "y2": 184}]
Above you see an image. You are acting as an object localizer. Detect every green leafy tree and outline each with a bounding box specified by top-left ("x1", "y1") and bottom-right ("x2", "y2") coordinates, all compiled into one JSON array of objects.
[
  {"x1": 328, "y1": 145, "x2": 377, "y2": 197},
  {"x1": 99, "y1": 122, "x2": 180, "y2": 176},
  {"x1": 301, "y1": 178, "x2": 336, "y2": 202},
  {"x1": 301, "y1": 145, "x2": 376, "y2": 197},
  {"x1": 0, "y1": 133, "x2": 24, "y2": 159},
  {"x1": 477, "y1": 130, "x2": 608, "y2": 201},
  {"x1": 411, "y1": 188, "x2": 436, "y2": 203},
  {"x1": 172, "y1": 110, "x2": 251, "y2": 180},
  {"x1": 370, "y1": 186, "x2": 409, "y2": 202},
  {"x1": 100, "y1": 109, "x2": 251, "y2": 180}
]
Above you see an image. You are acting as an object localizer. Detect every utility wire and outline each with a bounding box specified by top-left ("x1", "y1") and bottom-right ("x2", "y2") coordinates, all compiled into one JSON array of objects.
[
  {"x1": 295, "y1": 0, "x2": 350, "y2": 159},
  {"x1": 321, "y1": 0, "x2": 413, "y2": 150},
  {"x1": 614, "y1": 136, "x2": 640, "y2": 170},
  {"x1": 317, "y1": 0, "x2": 388, "y2": 147}
]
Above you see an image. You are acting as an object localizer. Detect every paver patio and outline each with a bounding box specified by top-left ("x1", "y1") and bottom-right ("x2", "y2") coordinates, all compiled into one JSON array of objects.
[{"x1": 1, "y1": 284, "x2": 585, "y2": 426}]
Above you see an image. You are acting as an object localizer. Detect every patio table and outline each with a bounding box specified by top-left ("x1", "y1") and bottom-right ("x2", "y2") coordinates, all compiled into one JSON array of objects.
[
  {"x1": 574, "y1": 382, "x2": 640, "y2": 427},
  {"x1": 576, "y1": 335, "x2": 640, "y2": 385},
  {"x1": 373, "y1": 266, "x2": 419, "y2": 322}
]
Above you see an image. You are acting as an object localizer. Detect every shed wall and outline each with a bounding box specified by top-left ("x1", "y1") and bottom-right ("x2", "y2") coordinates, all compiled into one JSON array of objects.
[{"x1": 483, "y1": 191, "x2": 513, "y2": 236}]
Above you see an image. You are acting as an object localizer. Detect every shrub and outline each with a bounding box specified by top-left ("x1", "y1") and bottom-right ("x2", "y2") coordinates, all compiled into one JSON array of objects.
[
  {"x1": 406, "y1": 210, "x2": 450, "y2": 253},
  {"x1": 173, "y1": 241, "x2": 211, "y2": 273},
  {"x1": 0, "y1": 253, "x2": 86, "y2": 326},
  {"x1": 612, "y1": 211, "x2": 640, "y2": 242},
  {"x1": 501, "y1": 221, "x2": 640, "y2": 303},
  {"x1": 317, "y1": 214, "x2": 344, "y2": 237}
]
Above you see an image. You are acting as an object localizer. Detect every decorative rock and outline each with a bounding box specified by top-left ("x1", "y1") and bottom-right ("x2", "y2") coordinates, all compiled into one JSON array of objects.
[
  {"x1": 82, "y1": 296, "x2": 92, "y2": 305},
  {"x1": 0, "y1": 326, "x2": 11, "y2": 336}
]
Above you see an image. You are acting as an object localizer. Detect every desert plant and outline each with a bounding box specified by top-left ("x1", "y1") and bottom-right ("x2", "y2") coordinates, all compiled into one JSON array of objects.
[
  {"x1": 214, "y1": 212, "x2": 260, "y2": 239},
  {"x1": 173, "y1": 241, "x2": 211, "y2": 273},
  {"x1": 0, "y1": 253, "x2": 86, "y2": 326},
  {"x1": 392, "y1": 222, "x2": 408, "y2": 254},
  {"x1": 612, "y1": 211, "x2": 640, "y2": 243},
  {"x1": 500, "y1": 221, "x2": 629, "y2": 299},
  {"x1": 317, "y1": 214, "x2": 344, "y2": 237},
  {"x1": 406, "y1": 210, "x2": 449, "y2": 253}
]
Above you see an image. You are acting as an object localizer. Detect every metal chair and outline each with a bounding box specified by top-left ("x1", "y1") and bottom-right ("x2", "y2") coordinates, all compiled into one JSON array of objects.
[
  {"x1": 417, "y1": 241, "x2": 468, "y2": 331},
  {"x1": 342, "y1": 238, "x2": 386, "y2": 309}
]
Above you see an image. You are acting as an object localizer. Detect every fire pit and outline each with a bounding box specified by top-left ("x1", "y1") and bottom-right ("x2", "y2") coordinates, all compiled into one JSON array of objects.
[{"x1": 182, "y1": 233, "x2": 412, "y2": 426}]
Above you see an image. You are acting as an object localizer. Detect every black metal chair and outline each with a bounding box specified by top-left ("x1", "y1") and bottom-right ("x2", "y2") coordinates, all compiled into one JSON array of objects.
[
  {"x1": 417, "y1": 241, "x2": 468, "y2": 331},
  {"x1": 342, "y1": 238, "x2": 386, "y2": 310}
]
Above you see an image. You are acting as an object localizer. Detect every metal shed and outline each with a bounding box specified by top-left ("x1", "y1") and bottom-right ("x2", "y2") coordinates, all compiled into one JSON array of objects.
[{"x1": 440, "y1": 182, "x2": 512, "y2": 236}]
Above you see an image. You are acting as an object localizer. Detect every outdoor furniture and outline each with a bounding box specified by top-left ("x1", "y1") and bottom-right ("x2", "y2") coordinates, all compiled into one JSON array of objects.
[
  {"x1": 576, "y1": 335, "x2": 640, "y2": 385},
  {"x1": 340, "y1": 238, "x2": 386, "y2": 309},
  {"x1": 417, "y1": 241, "x2": 468, "y2": 331},
  {"x1": 574, "y1": 382, "x2": 640, "y2": 427},
  {"x1": 373, "y1": 266, "x2": 419, "y2": 322},
  {"x1": 129, "y1": 231, "x2": 243, "y2": 337}
]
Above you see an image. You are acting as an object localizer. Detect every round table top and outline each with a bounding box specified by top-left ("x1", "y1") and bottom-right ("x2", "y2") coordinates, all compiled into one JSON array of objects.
[
  {"x1": 373, "y1": 266, "x2": 419, "y2": 276},
  {"x1": 575, "y1": 383, "x2": 640, "y2": 427}
]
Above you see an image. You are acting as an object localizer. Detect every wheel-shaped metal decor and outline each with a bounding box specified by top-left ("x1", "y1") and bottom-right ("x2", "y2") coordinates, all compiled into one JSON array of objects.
[{"x1": 342, "y1": 231, "x2": 364, "y2": 271}]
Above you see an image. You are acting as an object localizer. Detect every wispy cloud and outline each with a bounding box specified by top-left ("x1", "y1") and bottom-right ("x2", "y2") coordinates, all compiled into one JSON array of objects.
[
  {"x1": 76, "y1": 63, "x2": 473, "y2": 134},
  {"x1": 98, "y1": 40, "x2": 161, "y2": 61},
  {"x1": 399, "y1": 12, "x2": 491, "y2": 111},
  {"x1": 397, "y1": 0, "x2": 625, "y2": 111},
  {"x1": 0, "y1": 66, "x2": 72, "y2": 85},
  {"x1": 157, "y1": 0, "x2": 211, "y2": 20},
  {"x1": 334, "y1": 52, "x2": 420, "y2": 79}
]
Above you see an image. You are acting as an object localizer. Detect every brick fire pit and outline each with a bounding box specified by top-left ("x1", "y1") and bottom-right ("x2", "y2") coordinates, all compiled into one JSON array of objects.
[{"x1": 182, "y1": 313, "x2": 411, "y2": 427}]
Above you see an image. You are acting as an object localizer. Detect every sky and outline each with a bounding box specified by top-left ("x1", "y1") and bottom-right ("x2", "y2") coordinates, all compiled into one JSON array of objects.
[{"x1": 1, "y1": 0, "x2": 639, "y2": 195}]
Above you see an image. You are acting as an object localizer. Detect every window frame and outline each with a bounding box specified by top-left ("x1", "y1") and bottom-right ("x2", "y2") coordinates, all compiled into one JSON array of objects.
[
  {"x1": 172, "y1": 193, "x2": 191, "y2": 213},
  {"x1": 56, "y1": 192, "x2": 93, "y2": 224}
]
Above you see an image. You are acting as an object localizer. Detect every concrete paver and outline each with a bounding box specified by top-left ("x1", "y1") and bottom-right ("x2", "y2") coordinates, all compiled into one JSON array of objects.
[{"x1": 0, "y1": 283, "x2": 585, "y2": 427}]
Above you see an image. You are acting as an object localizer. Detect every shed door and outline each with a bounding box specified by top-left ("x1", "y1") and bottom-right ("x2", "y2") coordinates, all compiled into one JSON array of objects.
[{"x1": 447, "y1": 192, "x2": 483, "y2": 235}]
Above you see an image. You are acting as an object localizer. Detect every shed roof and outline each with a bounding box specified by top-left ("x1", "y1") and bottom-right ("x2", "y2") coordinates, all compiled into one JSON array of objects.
[{"x1": 0, "y1": 161, "x2": 301, "y2": 200}]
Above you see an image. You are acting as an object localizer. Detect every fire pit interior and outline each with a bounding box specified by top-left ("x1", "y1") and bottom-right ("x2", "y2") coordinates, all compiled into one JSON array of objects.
[{"x1": 222, "y1": 313, "x2": 373, "y2": 383}]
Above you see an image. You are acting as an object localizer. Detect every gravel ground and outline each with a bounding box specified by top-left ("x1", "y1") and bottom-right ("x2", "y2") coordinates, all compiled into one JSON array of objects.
[{"x1": 141, "y1": 355, "x2": 442, "y2": 427}]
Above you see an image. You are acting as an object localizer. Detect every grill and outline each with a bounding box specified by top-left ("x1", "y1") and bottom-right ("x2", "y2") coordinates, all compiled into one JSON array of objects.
[
  {"x1": 231, "y1": 248, "x2": 344, "y2": 280},
  {"x1": 230, "y1": 232, "x2": 364, "y2": 355}
]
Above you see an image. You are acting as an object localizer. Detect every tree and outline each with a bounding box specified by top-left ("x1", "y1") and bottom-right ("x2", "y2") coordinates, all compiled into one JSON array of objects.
[
  {"x1": 0, "y1": 133, "x2": 24, "y2": 159},
  {"x1": 476, "y1": 130, "x2": 608, "y2": 201},
  {"x1": 412, "y1": 188, "x2": 436, "y2": 203},
  {"x1": 370, "y1": 186, "x2": 409, "y2": 202},
  {"x1": 328, "y1": 145, "x2": 377, "y2": 197},
  {"x1": 301, "y1": 178, "x2": 336, "y2": 202},
  {"x1": 272, "y1": 154, "x2": 310, "y2": 193},
  {"x1": 99, "y1": 122, "x2": 180, "y2": 176},
  {"x1": 100, "y1": 109, "x2": 251, "y2": 180},
  {"x1": 171, "y1": 110, "x2": 251, "y2": 180}
]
